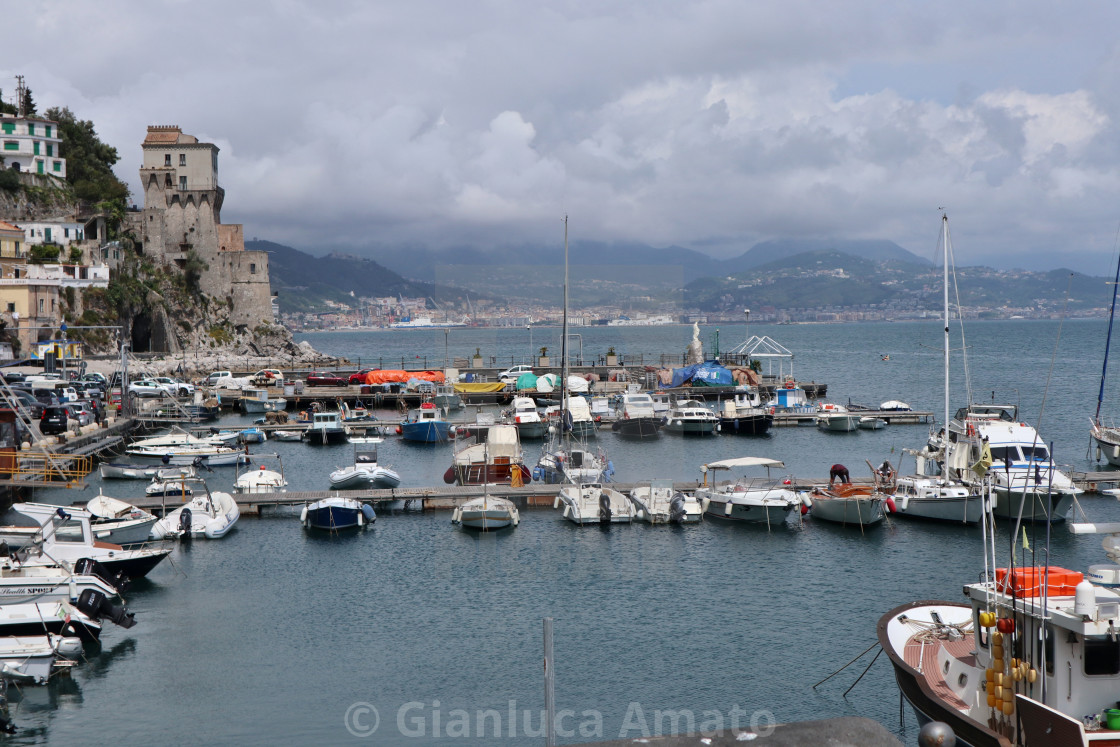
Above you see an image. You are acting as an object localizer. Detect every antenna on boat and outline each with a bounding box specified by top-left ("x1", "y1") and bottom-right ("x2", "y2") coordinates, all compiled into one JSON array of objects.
[
  {"x1": 560, "y1": 215, "x2": 570, "y2": 437},
  {"x1": 1095, "y1": 229, "x2": 1120, "y2": 424}
]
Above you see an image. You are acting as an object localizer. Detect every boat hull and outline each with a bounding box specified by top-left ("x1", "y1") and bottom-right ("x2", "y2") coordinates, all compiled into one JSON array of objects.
[
  {"x1": 451, "y1": 463, "x2": 532, "y2": 487},
  {"x1": 91, "y1": 516, "x2": 159, "y2": 545},
  {"x1": 1092, "y1": 429, "x2": 1120, "y2": 467},
  {"x1": 305, "y1": 428, "x2": 349, "y2": 445},
  {"x1": 816, "y1": 415, "x2": 860, "y2": 432},
  {"x1": 400, "y1": 421, "x2": 450, "y2": 443},
  {"x1": 663, "y1": 420, "x2": 717, "y2": 435},
  {"x1": 703, "y1": 499, "x2": 794, "y2": 525},
  {"x1": 328, "y1": 467, "x2": 401, "y2": 490},
  {"x1": 991, "y1": 490, "x2": 1073, "y2": 523},
  {"x1": 302, "y1": 499, "x2": 373, "y2": 530},
  {"x1": 894, "y1": 496, "x2": 983, "y2": 524},
  {"x1": 809, "y1": 497, "x2": 885, "y2": 526},
  {"x1": 718, "y1": 414, "x2": 773, "y2": 435},
  {"x1": 515, "y1": 421, "x2": 549, "y2": 440},
  {"x1": 611, "y1": 417, "x2": 661, "y2": 439}
]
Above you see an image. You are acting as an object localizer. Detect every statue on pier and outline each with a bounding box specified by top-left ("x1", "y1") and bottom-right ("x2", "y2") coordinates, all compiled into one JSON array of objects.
[{"x1": 686, "y1": 322, "x2": 704, "y2": 365}]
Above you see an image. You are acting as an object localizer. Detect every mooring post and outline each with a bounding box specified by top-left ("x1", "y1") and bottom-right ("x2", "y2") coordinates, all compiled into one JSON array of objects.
[{"x1": 544, "y1": 617, "x2": 555, "y2": 747}]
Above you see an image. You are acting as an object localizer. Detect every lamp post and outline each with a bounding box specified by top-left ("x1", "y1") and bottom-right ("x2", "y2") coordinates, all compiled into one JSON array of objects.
[
  {"x1": 444, "y1": 328, "x2": 449, "y2": 368},
  {"x1": 744, "y1": 308, "x2": 751, "y2": 367}
]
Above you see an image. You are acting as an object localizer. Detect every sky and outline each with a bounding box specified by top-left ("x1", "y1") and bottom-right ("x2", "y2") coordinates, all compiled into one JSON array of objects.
[{"x1": 4, "y1": 0, "x2": 1120, "y2": 275}]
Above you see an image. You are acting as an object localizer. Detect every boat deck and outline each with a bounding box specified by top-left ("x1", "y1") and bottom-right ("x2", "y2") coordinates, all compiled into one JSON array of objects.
[{"x1": 901, "y1": 630, "x2": 973, "y2": 712}]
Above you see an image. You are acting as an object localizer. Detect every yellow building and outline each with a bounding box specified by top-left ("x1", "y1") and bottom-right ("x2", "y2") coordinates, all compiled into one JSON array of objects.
[{"x1": 0, "y1": 221, "x2": 23, "y2": 265}]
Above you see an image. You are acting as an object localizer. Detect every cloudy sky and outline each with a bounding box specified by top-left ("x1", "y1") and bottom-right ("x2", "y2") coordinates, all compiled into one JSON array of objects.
[{"x1": 4, "y1": 1, "x2": 1120, "y2": 273}]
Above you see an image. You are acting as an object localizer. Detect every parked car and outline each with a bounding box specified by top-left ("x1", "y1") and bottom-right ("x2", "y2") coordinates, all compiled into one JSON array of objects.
[
  {"x1": 39, "y1": 405, "x2": 69, "y2": 435},
  {"x1": 306, "y1": 371, "x2": 346, "y2": 387},
  {"x1": 498, "y1": 365, "x2": 534, "y2": 384},
  {"x1": 6, "y1": 389, "x2": 45, "y2": 418},
  {"x1": 63, "y1": 402, "x2": 92, "y2": 427},
  {"x1": 81, "y1": 372, "x2": 108, "y2": 386},
  {"x1": 128, "y1": 380, "x2": 174, "y2": 398},
  {"x1": 251, "y1": 369, "x2": 284, "y2": 386},
  {"x1": 204, "y1": 371, "x2": 233, "y2": 386},
  {"x1": 153, "y1": 377, "x2": 195, "y2": 396},
  {"x1": 348, "y1": 369, "x2": 375, "y2": 385}
]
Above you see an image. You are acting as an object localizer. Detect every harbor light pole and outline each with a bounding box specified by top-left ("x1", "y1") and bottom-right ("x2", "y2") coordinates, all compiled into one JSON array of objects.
[
  {"x1": 444, "y1": 328, "x2": 449, "y2": 368},
  {"x1": 744, "y1": 308, "x2": 750, "y2": 365}
]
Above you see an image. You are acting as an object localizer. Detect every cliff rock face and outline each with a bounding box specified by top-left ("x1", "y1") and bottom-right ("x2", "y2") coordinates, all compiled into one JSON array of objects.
[{"x1": 0, "y1": 176, "x2": 79, "y2": 222}]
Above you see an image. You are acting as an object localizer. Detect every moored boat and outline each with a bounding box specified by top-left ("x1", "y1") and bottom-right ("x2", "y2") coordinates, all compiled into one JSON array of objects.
[
  {"x1": 304, "y1": 411, "x2": 350, "y2": 445},
  {"x1": 233, "y1": 454, "x2": 287, "y2": 494},
  {"x1": 301, "y1": 495, "x2": 375, "y2": 530},
  {"x1": 85, "y1": 493, "x2": 160, "y2": 545},
  {"x1": 150, "y1": 478, "x2": 240, "y2": 539},
  {"x1": 662, "y1": 399, "x2": 719, "y2": 435},
  {"x1": 717, "y1": 390, "x2": 773, "y2": 435},
  {"x1": 452, "y1": 494, "x2": 519, "y2": 530},
  {"x1": 611, "y1": 392, "x2": 662, "y2": 439},
  {"x1": 444, "y1": 423, "x2": 532, "y2": 486},
  {"x1": 328, "y1": 442, "x2": 401, "y2": 490},
  {"x1": 399, "y1": 402, "x2": 450, "y2": 443},
  {"x1": 803, "y1": 483, "x2": 886, "y2": 527},
  {"x1": 628, "y1": 479, "x2": 702, "y2": 524},
  {"x1": 696, "y1": 457, "x2": 801, "y2": 527},
  {"x1": 554, "y1": 483, "x2": 634, "y2": 525}
]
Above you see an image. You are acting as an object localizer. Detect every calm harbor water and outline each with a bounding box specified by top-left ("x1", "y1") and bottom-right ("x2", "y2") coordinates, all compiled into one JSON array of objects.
[{"x1": 14, "y1": 319, "x2": 1120, "y2": 745}]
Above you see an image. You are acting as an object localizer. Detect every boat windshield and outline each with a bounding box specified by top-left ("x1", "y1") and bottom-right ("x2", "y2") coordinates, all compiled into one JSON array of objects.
[{"x1": 1021, "y1": 444, "x2": 1050, "y2": 461}]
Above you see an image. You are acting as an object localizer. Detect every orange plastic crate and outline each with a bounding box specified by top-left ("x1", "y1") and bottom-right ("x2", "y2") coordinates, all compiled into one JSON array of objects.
[{"x1": 995, "y1": 567, "x2": 1083, "y2": 597}]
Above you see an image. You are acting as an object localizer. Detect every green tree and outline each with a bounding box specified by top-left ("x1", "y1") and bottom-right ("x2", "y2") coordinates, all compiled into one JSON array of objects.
[
  {"x1": 29, "y1": 244, "x2": 61, "y2": 264},
  {"x1": 182, "y1": 250, "x2": 209, "y2": 295},
  {"x1": 42, "y1": 106, "x2": 129, "y2": 204},
  {"x1": 0, "y1": 89, "x2": 16, "y2": 115},
  {"x1": 20, "y1": 87, "x2": 35, "y2": 116}
]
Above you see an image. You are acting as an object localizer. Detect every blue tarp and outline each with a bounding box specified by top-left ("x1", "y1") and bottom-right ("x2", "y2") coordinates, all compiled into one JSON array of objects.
[{"x1": 659, "y1": 360, "x2": 734, "y2": 388}]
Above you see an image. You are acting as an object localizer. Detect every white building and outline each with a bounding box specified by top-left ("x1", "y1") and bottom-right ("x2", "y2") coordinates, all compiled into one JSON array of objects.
[
  {"x1": 18, "y1": 220, "x2": 84, "y2": 247},
  {"x1": 0, "y1": 114, "x2": 66, "y2": 178}
]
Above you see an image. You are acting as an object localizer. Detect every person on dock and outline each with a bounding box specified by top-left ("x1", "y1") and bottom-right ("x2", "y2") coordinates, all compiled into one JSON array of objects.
[{"x1": 829, "y1": 464, "x2": 850, "y2": 485}]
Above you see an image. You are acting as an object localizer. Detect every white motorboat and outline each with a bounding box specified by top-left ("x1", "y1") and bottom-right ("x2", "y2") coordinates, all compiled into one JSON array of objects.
[
  {"x1": 628, "y1": 479, "x2": 702, "y2": 524},
  {"x1": 717, "y1": 390, "x2": 773, "y2": 435},
  {"x1": 301, "y1": 495, "x2": 375, "y2": 530},
  {"x1": 271, "y1": 429, "x2": 304, "y2": 441},
  {"x1": 506, "y1": 396, "x2": 548, "y2": 440},
  {"x1": 696, "y1": 457, "x2": 801, "y2": 527},
  {"x1": 150, "y1": 478, "x2": 240, "y2": 539},
  {"x1": 239, "y1": 387, "x2": 287, "y2": 414},
  {"x1": 145, "y1": 478, "x2": 194, "y2": 498},
  {"x1": 0, "y1": 503, "x2": 171, "y2": 578},
  {"x1": 452, "y1": 494, "x2": 519, "y2": 530},
  {"x1": 662, "y1": 400, "x2": 719, "y2": 436},
  {"x1": 887, "y1": 472, "x2": 983, "y2": 523},
  {"x1": 536, "y1": 439, "x2": 613, "y2": 485},
  {"x1": 0, "y1": 561, "x2": 126, "y2": 606},
  {"x1": 858, "y1": 416, "x2": 887, "y2": 430},
  {"x1": 611, "y1": 392, "x2": 662, "y2": 439},
  {"x1": 126, "y1": 442, "x2": 249, "y2": 466},
  {"x1": 803, "y1": 483, "x2": 886, "y2": 527},
  {"x1": 554, "y1": 483, "x2": 634, "y2": 525},
  {"x1": 328, "y1": 441, "x2": 401, "y2": 490},
  {"x1": 128, "y1": 427, "x2": 230, "y2": 450},
  {"x1": 0, "y1": 635, "x2": 66, "y2": 684},
  {"x1": 815, "y1": 404, "x2": 860, "y2": 432},
  {"x1": 0, "y1": 601, "x2": 105, "y2": 642},
  {"x1": 233, "y1": 454, "x2": 287, "y2": 494},
  {"x1": 85, "y1": 493, "x2": 160, "y2": 545}
]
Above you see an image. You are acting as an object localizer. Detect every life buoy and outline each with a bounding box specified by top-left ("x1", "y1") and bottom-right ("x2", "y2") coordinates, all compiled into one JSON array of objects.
[
  {"x1": 967, "y1": 423, "x2": 975, "y2": 437},
  {"x1": 443, "y1": 467, "x2": 456, "y2": 484}
]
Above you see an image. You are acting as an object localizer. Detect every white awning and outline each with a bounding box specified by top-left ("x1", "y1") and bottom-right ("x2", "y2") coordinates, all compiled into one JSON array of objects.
[{"x1": 704, "y1": 457, "x2": 785, "y2": 470}]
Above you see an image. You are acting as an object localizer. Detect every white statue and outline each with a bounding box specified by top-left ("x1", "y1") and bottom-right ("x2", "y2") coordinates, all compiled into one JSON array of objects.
[{"x1": 686, "y1": 322, "x2": 704, "y2": 364}]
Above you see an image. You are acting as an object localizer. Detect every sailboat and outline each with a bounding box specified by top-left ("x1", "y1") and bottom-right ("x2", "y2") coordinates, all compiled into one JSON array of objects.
[
  {"x1": 538, "y1": 216, "x2": 614, "y2": 488},
  {"x1": 1090, "y1": 242, "x2": 1120, "y2": 465},
  {"x1": 885, "y1": 214, "x2": 985, "y2": 524}
]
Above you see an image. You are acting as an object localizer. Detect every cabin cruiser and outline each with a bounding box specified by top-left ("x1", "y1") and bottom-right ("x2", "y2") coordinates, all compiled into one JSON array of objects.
[
  {"x1": 444, "y1": 424, "x2": 532, "y2": 486},
  {"x1": 611, "y1": 392, "x2": 662, "y2": 439},
  {"x1": 717, "y1": 390, "x2": 773, "y2": 435},
  {"x1": 304, "y1": 410, "x2": 350, "y2": 445},
  {"x1": 505, "y1": 396, "x2": 548, "y2": 440},
  {"x1": 662, "y1": 399, "x2": 719, "y2": 435}
]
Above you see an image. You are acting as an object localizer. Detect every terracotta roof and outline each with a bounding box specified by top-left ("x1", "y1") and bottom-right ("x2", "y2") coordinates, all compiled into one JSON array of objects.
[
  {"x1": 0, "y1": 221, "x2": 22, "y2": 233},
  {"x1": 144, "y1": 130, "x2": 181, "y2": 145}
]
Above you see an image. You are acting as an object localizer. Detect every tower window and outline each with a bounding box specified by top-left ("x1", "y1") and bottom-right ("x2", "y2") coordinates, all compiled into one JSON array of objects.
[
  {"x1": 164, "y1": 154, "x2": 171, "y2": 166},
  {"x1": 250, "y1": 263, "x2": 257, "y2": 274},
  {"x1": 179, "y1": 176, "x2": 187, "y2": 190},
  {"x1": 179, "y1": 154, "x2": 186, "y2": 166}
]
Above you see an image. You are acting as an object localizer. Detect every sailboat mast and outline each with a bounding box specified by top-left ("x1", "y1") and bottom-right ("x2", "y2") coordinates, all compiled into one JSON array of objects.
[
  {"x1": 1096, "y1": 243, "x2": 1120, "y2": 423},
  {"x1": 560, "y1": 216, "x2": 569, "y2": 416},
  {"x1": 942, "y1": 213, "x2": 951, "y2": 431}
]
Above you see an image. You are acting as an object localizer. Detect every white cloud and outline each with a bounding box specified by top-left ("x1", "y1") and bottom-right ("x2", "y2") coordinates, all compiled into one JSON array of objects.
[{"x1": 2, "y1": 0, "x2": 1120, "y2": 272}]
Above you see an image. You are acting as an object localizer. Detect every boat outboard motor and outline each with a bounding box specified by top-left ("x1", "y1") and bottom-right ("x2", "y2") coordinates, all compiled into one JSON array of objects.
[
  {"x1": 599, "y1": 492, "x2": 612, "y2": 523},
  {"x1": 73, "y1": 557, "x2": 130, "y2": 594},
  {"x1": 178, "y1": 507, "x2": 193, "y2": 539},
  {"x1": 669, "y1": 492, "x2": 687, "y2": 524},
  {"x1": 75, "y1": 588, "x2": 137, "y2": 629}
]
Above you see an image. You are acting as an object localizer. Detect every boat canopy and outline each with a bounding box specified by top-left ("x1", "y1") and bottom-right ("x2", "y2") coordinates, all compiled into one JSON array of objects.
[
  {"x1": 660, "y1": 360, "x2": 734, "y2": 389},
  {"x1": 704, "y1": 457, "x2": 785, "y2": 470},
  {"x1": 485, "y1": 425, "x2": 521, "y2": 459},
  {"x1": 362, "y1": 370, "x2": 445, "y2": 385},
  {"x1": 565, "y1": 396, "x2": 592, "y2": 419}
]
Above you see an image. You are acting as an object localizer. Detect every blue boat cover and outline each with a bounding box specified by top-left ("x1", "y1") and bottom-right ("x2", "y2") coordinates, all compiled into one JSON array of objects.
[{"x1": 660, "y1": 360, "x2": 733, "y2": 388}]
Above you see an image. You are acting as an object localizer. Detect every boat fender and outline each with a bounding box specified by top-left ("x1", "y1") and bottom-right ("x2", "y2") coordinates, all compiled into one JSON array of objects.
[
  {"x1": 885, "y1": 497, "x2": 897, "y2": 513},
  {"x1": 800, "y1": 503, "x2": 809, "y2": 516},
  {"x1": 800, "y1": 493, "x2": 813, "y2": 509},
  {"x1": 724, "y1": 501, "x2": 733, "y2": 516},
  {"x1": 361, "y1": 504, "x2": 376, "y2": 523},
  {"x1": 448, "y1": 426, "x2": 458, "y2": 438},
  {"x1": 396, "y1": 426, "x2": 403, "y2": 435},
  {"x1": 179, "y1": 507, "x2": 193, "y2": 539},
  {"x1": 357, "y1": 512, "x2": 364, "y2": 527},
  {"x1": 299, "y1": 506, "x2": 308, "y2": 524},
  {"x1": 443, "y1": 467, "x2": 456, "y2": 484},
  {"x1": 532, "y1": 466, "x2": 545, "y2": 482}
]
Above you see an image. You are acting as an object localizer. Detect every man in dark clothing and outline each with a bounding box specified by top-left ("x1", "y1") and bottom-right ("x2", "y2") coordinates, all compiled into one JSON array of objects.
[{"x1": 829, "y1": 464, "x2": 850, "y2": 485}]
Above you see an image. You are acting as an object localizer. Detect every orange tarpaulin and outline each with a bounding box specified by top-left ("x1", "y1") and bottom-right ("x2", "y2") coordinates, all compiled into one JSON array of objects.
[{"x1": 362, "y1": 370, "x2": 445, "y2": 385}]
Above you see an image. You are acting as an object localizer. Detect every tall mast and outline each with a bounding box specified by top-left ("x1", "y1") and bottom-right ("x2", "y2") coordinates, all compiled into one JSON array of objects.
[
  {"x1": 560, "y1": 216, "x2": 569, "y2": 426},
  {"x1": 942, "y1": 213, "x2": 950, "y2": 431},
  {"x1": 1096, "y1": 240, "x2": 1120, "y2": 423}
]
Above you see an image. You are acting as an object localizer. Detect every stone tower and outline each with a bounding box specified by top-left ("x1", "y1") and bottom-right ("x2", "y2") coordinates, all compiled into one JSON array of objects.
[{"x1": 136, "y1": 125, "x2": 273, "y2": 327}]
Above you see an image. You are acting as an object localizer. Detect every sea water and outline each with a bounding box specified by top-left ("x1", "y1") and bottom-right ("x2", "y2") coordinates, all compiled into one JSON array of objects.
[{"x1": 16, "y1": 319, "x2": 1120, "y2": 745}]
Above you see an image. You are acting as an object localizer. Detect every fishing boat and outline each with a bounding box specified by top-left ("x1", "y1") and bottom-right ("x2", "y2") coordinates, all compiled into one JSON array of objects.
[
  {"x1": 717, "y1": 390, "x2": 773, "y2": 435},
  {"x1": 85, "y1": 493, "x2": 160, "y2": 545},
  {"x1": 304, "y1": 410, "x2": 350, "y2": 445},
  {"x1": 432, "y1": 384, "x2": 462, "y2": 411},
  {"x1": 879, "y1": 471, "x2": 1120, "y2": 745},
  {"x1": 695, "y1": 457, "x2": 801, "y2": 527},
  {"x1": 239, "y1": 387, "x2": 287, "y2": 414},
  {"x1": 328, "y1": 441, "x2": 401, "y2": 490},
  {"x1": 237, "y1": 426, "x2": 267, "y2": 444},
  {"x1": 611, "y1": 392, "x2": 662, "y2": 439},
  {"x1": 444, "y1": 424, "x2": 532, "y2": 486},
  {"x1": 506, "y1": 396, "x2": 548, "y2": 440},
  {"x1": 150, "y1": 478, "x2": 240, "y2": 539},
  {"x1": 399, "y1": 402, "x2": 450, "y2": 443},
  {"x1": 802, "y1": 483, "x2": 886, "y2": 527},
  {"x1": 662, "y1": 399, "x2": 719, "y2": 436},
  {"x1": 233, "y1": 454, "x2": 287, "y2": 494},
  {"x1": 628, "y1": 479, "x2": 703, "y2": 524},
  {"x1": 554, "y1": 482, "x2": 634, "y2": 525},
  {"x1": 301, "y1": 495, "x2": 376, "y2": 530}
]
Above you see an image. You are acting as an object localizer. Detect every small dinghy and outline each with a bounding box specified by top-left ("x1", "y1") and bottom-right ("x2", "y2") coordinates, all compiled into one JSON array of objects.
[
  {"x1": 301, "y1": 495, "x2": 375, "y2": 530},
  {"x1": 271, "y1": 429, "x2": 303, "y2": 441},
  {"x1": 329, "y1": 443, "x2": 401, "y2": 490},
  {"x1": 858, "y1": 416, "x2": 887, "y2": 430},
  {"x1": 234, "y1": 454, "x2": 287, "y2": 494},
  {"x1": 452, "y1": 494, "x2": 519, "y2": 531},
  {"x1": 145, "y1": 479, "x2": 193, "y2": 498},
  {"x1": 99, "y1": 462, "x2": 156, "y2": 480},
  {"x1": 150, "y1": 478, "x2": 240, "y2": 539}
]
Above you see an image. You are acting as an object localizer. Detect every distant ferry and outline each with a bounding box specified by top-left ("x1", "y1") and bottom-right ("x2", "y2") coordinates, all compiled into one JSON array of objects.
[{"x1": 388, "y1": 317, "x2": 467, "y2": 329}]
